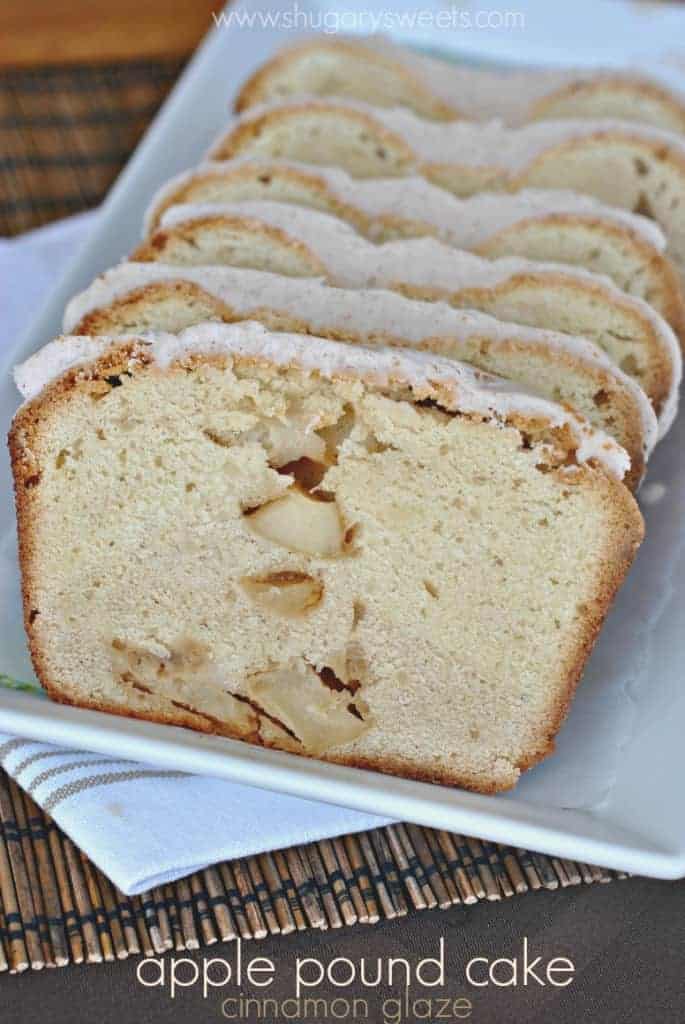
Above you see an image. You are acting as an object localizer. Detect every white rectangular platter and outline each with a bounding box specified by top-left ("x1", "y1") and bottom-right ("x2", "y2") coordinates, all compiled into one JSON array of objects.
[{"x1": 1, "y1": 0, "x2": 684, "y2": 878}]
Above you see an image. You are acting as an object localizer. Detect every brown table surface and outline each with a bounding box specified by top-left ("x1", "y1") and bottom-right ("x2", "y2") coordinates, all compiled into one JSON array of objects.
[
  {"x1": 0, "y1": 1, "x2": 222, "y2": 67},
  {"x1": 2, "y1": 42, "x2": 685, "y2": 1024}
]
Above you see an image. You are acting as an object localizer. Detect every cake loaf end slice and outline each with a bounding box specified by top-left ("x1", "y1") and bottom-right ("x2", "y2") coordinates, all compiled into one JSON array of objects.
[{"x1": 10, "y1": 324, "x2": 643, "y2": 792}]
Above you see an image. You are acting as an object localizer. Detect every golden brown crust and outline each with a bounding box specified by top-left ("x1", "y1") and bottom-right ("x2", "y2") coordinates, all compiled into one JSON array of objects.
[
  {"x1": 72, "y1": 281, "x2": 230, "y2": 335},
  {"x1": 132, "y1": 214, "x2": 680, "y2": 410},
  {"x1": 211, "y1": 100, "x2": 416, "y2": 172},
  {"x1": 147, "y1": 162, "x2": 376, "y2": 234},
  {"x1": 9, "y1": 342, "x2": 644, "y2": 795},
  {"x1": 143, "y1": 161, "x2": 685, "y2": 345},
  {"x1": 132, "y1": 212, "x2": 327, "y2": 276},
  {"x1": 235, "y1": 37, "x2": 461, "y2": 121},
  {"x1": 513, "y1": 128, "x2": 685, "y2": 198},
  {"x1": 138, "y1": 217, "x2": 329, "y2": 278},
  {"x1": 375, "y1": 272, "x2": 672, "y2": 417},
  {"x1": 220, "y1": 100, "x2": 685, "y2": 191},
  {"x1": 129, "y1": 211, "x2": 679, "y2": 440},
  {"x1": 530, "y1": 77, "x2": 685, "y2": 134}
]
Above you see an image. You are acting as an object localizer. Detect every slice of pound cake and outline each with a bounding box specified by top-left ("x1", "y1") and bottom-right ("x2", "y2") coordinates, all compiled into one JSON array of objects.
[
  {"x1": 139, "y1": 198, "x2": 681, "y2": 424},
  {"x1": 10, "y1": 324, "x2": 643, "y2": 793},
  {"x1": 210, "y1": 100, "x2": 685, "y2": 276},
  {"x1": 62, "y1": 262, "x2": 658, "y2": 488},
  {"x1": 235, "y1": 35, "x2": 685, "y2": 132},
  {"x1": 144, "y1": 160, "x2": 684, "y2": 338}
]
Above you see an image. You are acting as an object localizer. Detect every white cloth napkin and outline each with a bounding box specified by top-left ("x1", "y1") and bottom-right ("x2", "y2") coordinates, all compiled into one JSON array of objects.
[
  {"x1": 0, "y1": 732, "x2": 386, "y2": 895},
  {"x1": 0, "y1": 214, "x2": 387, "y2": 895}
]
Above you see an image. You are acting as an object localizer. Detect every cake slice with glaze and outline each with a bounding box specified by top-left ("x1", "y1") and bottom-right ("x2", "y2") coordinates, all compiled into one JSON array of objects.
[
  {"x1": 137, "y1": 198, "x2": 681, "y2": 424},
  {"x1": 9, "y1": 323, "x2": 644, "y2": 793},
  {"x1": 209, "y1": 99, "x2": 685, "y2": 277},
  {"x1": 62, "y1": 261, "x2": 658, "y2": 489},
  {"x1": 143, "y1": 159, "x2": 685, "y2": 339}
]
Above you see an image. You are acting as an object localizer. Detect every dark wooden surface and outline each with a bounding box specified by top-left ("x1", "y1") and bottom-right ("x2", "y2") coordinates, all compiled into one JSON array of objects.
[{"x1": 0, "y1": 2, "x2": 221, "y2": 67}]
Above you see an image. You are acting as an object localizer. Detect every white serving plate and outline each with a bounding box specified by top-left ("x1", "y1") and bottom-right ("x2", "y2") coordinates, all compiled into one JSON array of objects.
[
  {"x1": 330, "y1": 0, "x2": 685, "y2": 76},
  {"x1": 1, "y1": 0, "x2": 684, "y2": 878}
]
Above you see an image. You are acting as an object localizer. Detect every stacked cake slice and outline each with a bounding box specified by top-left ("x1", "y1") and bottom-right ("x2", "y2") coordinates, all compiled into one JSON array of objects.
[
  {"x1": 9, "y1": 34, "x2": 684, "y2": 793},
  {"x1": 144, "y1": 160, "x2": 685, "y2": 338},
  {"x1": 60, "y1": 261, "x2": 658, "y2": 489},
  {"x1": 209, "y1": 99, "x2": 685, "y2": 278},
  {"x1": 132, "y1": 198, "x2": 681, "y2": 425}
]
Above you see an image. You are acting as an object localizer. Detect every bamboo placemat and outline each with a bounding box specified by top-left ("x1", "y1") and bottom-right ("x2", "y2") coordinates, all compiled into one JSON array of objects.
[
  {"x1": 0, "y1": 768, "x2": 626, "y2": 973},
  {"x1": 0, "y1": 59, "x2": 626, "y2": 974},
  {"x1": 0, "y1": 58, "x2": 183, "y2": 236}
]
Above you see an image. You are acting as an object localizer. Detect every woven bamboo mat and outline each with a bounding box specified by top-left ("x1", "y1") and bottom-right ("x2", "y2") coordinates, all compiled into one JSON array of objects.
[
  {"x1": 0, "y1": 60, "x2": 626, "y2": 974},
  {"x1": 0, "y1": 768, "x2": 626, "y2": 973},
  {"x1": 0, "y1": 58, "x2": 182, "y2": 236}
]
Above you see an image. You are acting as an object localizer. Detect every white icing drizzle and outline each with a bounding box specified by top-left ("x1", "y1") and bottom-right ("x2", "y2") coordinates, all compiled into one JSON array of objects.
[
  {"x1": 211, "y1": 96, "x2": 685, "y2": 175},
  {"x1": 61, "y1": 260, "x2": 658, "y2": 457},
  {"x1": 143, "y1": 158, "x2": 667, "y2": 251},
  {"x1": 159, "y1": 197, "x2": 609, "y2": 287},
  {"x1": 13, "y1": 337, "x2": 106, "y2": 401},
  {"x1": 13, "y1": 322, "x2": 631, "y2": 480}
]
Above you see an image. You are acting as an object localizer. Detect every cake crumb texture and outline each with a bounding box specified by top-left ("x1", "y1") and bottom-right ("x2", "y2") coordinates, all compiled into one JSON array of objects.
[{"x1": 10, "y1": 336, "x2": 643, "y2": 792}]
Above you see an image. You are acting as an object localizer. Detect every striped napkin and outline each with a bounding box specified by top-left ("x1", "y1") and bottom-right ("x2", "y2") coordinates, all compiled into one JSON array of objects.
[
  {"x1": 0, "y1": 723, "x2": 385, "y2": 895},
  {"x1": 0, "y1": 217, "x2": 386, "y2": 894}
]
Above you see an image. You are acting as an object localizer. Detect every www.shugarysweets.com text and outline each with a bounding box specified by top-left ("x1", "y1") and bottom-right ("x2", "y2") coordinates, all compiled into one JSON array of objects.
[{"x1": 135, "y1": 936, "x2": 575, "y2": 1020}]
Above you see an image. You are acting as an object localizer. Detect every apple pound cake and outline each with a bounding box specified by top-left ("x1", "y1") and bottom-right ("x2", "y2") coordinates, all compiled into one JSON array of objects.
[{"x1": 10, "y1": 323, "x2": 643, "y2": 793}]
